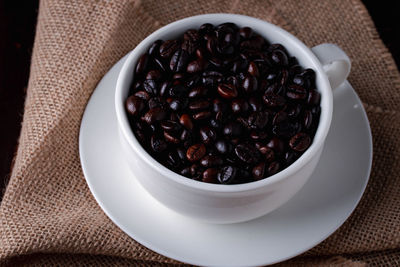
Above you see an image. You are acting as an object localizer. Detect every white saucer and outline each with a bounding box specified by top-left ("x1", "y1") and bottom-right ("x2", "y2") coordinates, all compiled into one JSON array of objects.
[{"x1": 79, "y1": 56, "x2": 372, "y2": 267}]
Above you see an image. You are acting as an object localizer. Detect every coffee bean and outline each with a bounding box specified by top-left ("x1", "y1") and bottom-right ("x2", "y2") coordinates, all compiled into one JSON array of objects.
[
  {"x1": 200, "y1": 155, "x2": 223, "y2": 168},
  {"x1": 126, "y1": 96, "x2": 145, "y2": 116},
  {"x1": 148, "y1": 40, "x2": 163, "y2": 56},
  {"x1": 141, "y1": 107, "x2": 166, "y2": 124},
  {"x1": 287, "y1": 84, "x2": 307, "y2": 100},
  {"x1": 199, "y1": 126, "x2": 217, "y2": 144},
  {"x1": 186, "y1": 143, "x2": 206, "y2": 162},
  {"x1": 268, "y1": 161, "x2": 280, "y2": 175},
  {"x1": 247, "y1": 61, "x2": 259, "y2": 77},
  {"x1": 272, "y1": 111, "x2": 288, "y2": 125},
  {"x1": 143, "y1": 79, "x2": 158, "y2": 95},
  {"x1": 213, "y1": 98, "x2": 228, "y2": 113},
  {"x1": 270, "y1": 49, "x2": 288, "y2": 66},
  {"x1": 170, "y1": 49, "x2": 189, "y2": 72},
  {"x1": 193, "y1": 111, "x2": 212, "y2": 120},
  {"x1": 189, "y1": 100, "x2": 210, "y2": 111},
  {"x1": 231, "y1": 99, "x2": 249, "y2": 114},
  {"x1": 307, "y1": 90, "x2": 321, "y2": 105},
  {"x1": 179, "y1": 114, "x2": 194, "y2": 130},
  {"x1": 267, "y1": 137, "x2": 285, "y2": 155},
  {"x1": 217, "y1": 166, "x2": 237, "y2": 184},
  {"x1": 252, "y1": 162, "x2": 266, "y2": 180},
  {"x1": 242, "y1": 74, "x2": 258, "y2": 93},
  {"x1": 187, "y1": 59, "x2": 206, "y2": 73},
  {"x1": 215, "y1": 139, "x2": 232, "y2": 154},
  {"x1": 135, "y1": 53, "x2": 149, "y2": 74},
  {"x1": 150, "y1": 134, "x2": 167, "y2": 153},
  {"x1": 160, "y1": 120, "x2": 181, "y2": 132},
  {"x1": 235, "y1": 143, "x2": 261, "y2": 164},
  {"x1": 134, "y1": 90, "x2": 150, "y2": 101},
  {"x1": 223, "y1": 121, "x2": 243, "y2": 137},
  {"x1": 146, "y1": 69, "x2": 162, "y2": 81},
  {"x1": 239, "y1": 27, "x2": 253, "y2": 39},
  {"x1": 289, "y1": 132, "x2": 311, "y2": 152},
  {"x1": 272, "y1": 122, "x2": 300, "y2": 138},
  {"x1": 218, "y1": 83, "x2": 238, "y2": 99},
  {"x1": 182, "y1": 29, "x2": 200, "y2": 55},
  {"x1": 202, "y1": 168, "x2": 219, "y2": 183},
  {"x1": 263, "y1": 93, "x2": 286, "y2": 108},
  {"x1": 303, "y1": 110, "x2": 313, "y2": 130},
  {"x1": 160, "y1": 40, "x2": 179, "y2": 58},
  {"x1": 247, "y1": 111, "x2": 269, "y2": 129},
  {"x1": 248, "y1": 97, "x2": 263, "y2": 112},
  {"x1": 189, "y1": 86, "x2": 208, "y2": 98}
]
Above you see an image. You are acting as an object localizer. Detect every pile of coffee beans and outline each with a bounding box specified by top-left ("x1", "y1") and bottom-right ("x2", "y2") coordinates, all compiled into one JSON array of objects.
[{"x1": 125, "y1": 22, "x2": 321, "y2": 184}]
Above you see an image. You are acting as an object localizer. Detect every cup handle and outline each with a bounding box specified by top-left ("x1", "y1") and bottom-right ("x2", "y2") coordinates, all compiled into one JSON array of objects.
[{"x1": 311, "y1": 43, "x2": 351, "y2": 90}]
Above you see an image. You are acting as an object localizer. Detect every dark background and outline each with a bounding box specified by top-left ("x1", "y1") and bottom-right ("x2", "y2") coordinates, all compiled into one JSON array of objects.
[{"x1": 0, "y1": 1, "x2": 399, "y2": 200}]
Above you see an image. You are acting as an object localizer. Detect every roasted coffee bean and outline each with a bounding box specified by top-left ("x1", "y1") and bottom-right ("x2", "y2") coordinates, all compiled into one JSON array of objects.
[
  {"x1": 263, "y1": 93, "x2": 286, "y2": 108},
  {"x1": 182, "y1": 29, "x2": 200, "y2": 55},
  {"x1": 179, "y1": 114, "x2": 194, "y2": 130},
  {"x1": 200, "y1": 155, "x2": 223, "y2": 168},
  {"x1": 159, "y1": 40, "x2": 179, "y2": 58},
  {"x1": 160, "y1": 120, "x2": 181, "y2": 132},
  {"x1": 126, "y1": 96, "x2": 145, "y2": 116},
  {"x1": 143, "y1": 79, "x2": 158, "y2": 95},
  {"x1": 235, "y1": 143, "x2": 261, "y2": 164},
  {"x1": 215, "y1": 139, "x2": 232, "y2": 154},
  {"x1": 268, "y1": 161, "x2": 280, "y2": 175},
  {"x1": 307, "y1": 90, "x2": 321, "y2": 105},
  {"x1": 242, "y1": 74, "x2": 258, "y2": 93},
  {"x1": 169, "y1": 84, "x2": 187, "y2": 97},
  {"x1": 189, "y1": 100, "x2": 210, "y2": 111},
  {"x1": 193, "y1": 111, "x2": 212, "y2": 120},
  {"x1": 202, "y1": 168, "x2": 219, "y2": 183},
  {"x1": 186, "y1": 143, "x2": 206, "y2": 162},
  {"x1": 141, "y1": 107, "x2": 166, "y2": 124},
  {"x1": 269, "y1": 49, "x2": 288, "y2": 66},
  {"x1": 239, "y1": 27, "x2": 253, "y2": 39},
  {"x1": 199, "y1": 126, "x2": 217, "y2": 144},
  {"x1": 287, "y1": 84, "x2": 307, "y2": 100},
  {"x1": 267, "y1": 137, "x2": 285, "y2": 155},
  {"x1": 248, "y1": 111, "x2": 269, "y2": 129},
  {"x1": 134, "y1": 90, "x2": 150, "y2": 101},
  {"x1": 217, "y1": 83, "x2": 238, "y2": 99},
  {"x1": 252, "y1": 162, "x2": 266, "y2": 180},
  {"x1": 231, "y1": 99, "x2": 249, "y2": 114},
  {"x1": 289, "y1": 132, "x2": 311, "y2": 152},
  {"x1": 127, "y1": 23, "x2": 320, "y2": 184},
  {"x1": 248, "y1": 97, "x2": 263, "y2": 112},
  {"x1": 223, "y1": 121, "x2": 243, "y2": 137},
  {"x1": 148, "y1": 40, "x2": 163, "y2": 56},
  {"x1": 303, "y1": 110, "x2": 313, "y2": 130},
  {"x1": 170, "y1": 49, "x2": 189, "y2": 72},
  {"x1": 218, "y1": 165, "x2": 238, "y2": 184},
  {"x1": 189, "y1": 86, "x2": 208, "y2": 98},
  {"x1": 247, "y1": 61, "x2": 259, "y2": 77},
  {"x1": 146, "y1": 69, "x2": 162, "y2": 81},
  {"x1": 150, "y1": 134, "x2": 167, "y2": 153},
  {"x1": 272, "y1": 111, "x2": 288, "y2": 125},
  {"x1": 272, "y1": 122, "x2": 300, "y2": 138},
  {"x1": 135, "y1": 53, "x2": 149, "y2": 74},
  {"x1": 187, "y1": 59, "x2": 206, "y2": 73}
]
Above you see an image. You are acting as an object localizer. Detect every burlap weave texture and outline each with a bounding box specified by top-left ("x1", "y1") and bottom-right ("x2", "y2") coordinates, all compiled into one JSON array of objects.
[{"x1": 0, "y1": 0, "x2": 399, "y2": 266}]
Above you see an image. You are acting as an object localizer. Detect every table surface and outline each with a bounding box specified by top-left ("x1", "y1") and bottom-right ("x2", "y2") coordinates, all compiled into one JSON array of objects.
[{"x1": 0, "y1": 0, "x2": 399, "y2": 201}]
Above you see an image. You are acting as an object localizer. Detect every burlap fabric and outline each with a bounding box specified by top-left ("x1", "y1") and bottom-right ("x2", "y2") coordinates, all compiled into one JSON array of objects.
[{"x1": 0, "y1": 0, "x2": 399, "y2": 266}]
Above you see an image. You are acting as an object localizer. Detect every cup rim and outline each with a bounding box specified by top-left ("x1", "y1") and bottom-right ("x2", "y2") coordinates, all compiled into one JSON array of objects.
[{"x1": 115, "y1": 13, "x2": 333, "y2": 193}]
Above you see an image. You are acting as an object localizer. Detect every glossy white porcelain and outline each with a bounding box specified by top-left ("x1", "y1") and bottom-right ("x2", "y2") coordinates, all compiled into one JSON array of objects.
[{"x1": 114, "y1": 14, "x2": 351, "y2": 223}]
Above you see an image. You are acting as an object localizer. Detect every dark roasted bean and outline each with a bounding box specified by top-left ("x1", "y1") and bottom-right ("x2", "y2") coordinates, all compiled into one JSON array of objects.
[
  {"x1": 143, "y1": 79, "x2": 158, "y2": 95},
  {"x1": 307, "y1": 90, "x2": 321, "y2": 105},
  {"x1": 189, "y1": 100, "x2": 210, "y2": 111},
  {"x1": 187, "y1": 59, "x2": 206, "y2": 73},
  {"x1": 239, "y1": 27, "x2": 253, "y2": 39},
  {"x1": 223, "y1": 121, "x2": 243, "y2": 137},
  {"x1": 141, "y1": 107, "x2": 166, "y2": 124},
  {"x1": 126, "y1": 96, "x2": 145, "y2": 116},
  {"x1": 235, "y1": 143, "x2": 261, "y2": 164},
  {"x1": 272, "y1": 122, "x2": 300, "y2": 138},
  {"x1": 267, "y1": 137, "x2": 285, "y2": 155},
  {"x1": 287, "y1": 84, "x2": 307, "y2": 100},
  {"x1": 270, "y1": 49, "x2": 288, "y2": 66},
  {"x1": 170, "y1": 49, "x2": 189, "y2": 72},
  {"x1": 248, "y1": 97, "x2": 263, "y2": 112},
  {"x1": 146, "y1": 69, "x2": 162, "y2": 81},
  {"x1": 218, "y1": 165, "x2": 237, "y2": 184},
  {"x1": 159, "y1": 40, "x2": 179, "y2": 58},
  {"x1": 160, "y1": 120, "x2": 181, "y2": 132},
  {"x1": 252, "y1": 162, "x2": 266, "y2": 180},
  {"x1": 148, "y1": 40, "x2": 163, "y2": 56},
  {"x1": 163, "y1": 131, "x2": 180, "y2": 144},
  {"x1": 215, "y1": 139, "x2": 232, "y2": 154},
  {"x1": 193, "y1": 111, "x2": 212, "y2": 120},
  {"x1": 303, "y1": 110, "x2": 313, "y2": 130},
  {"x1": 289, "y1": 132, "x2": 311, "y2": 152},
  {"x1": 189, "y1": 86, "x2": 208, "y2": 98},
  {"x1": 263, "y1": 93, "x2": 286, "y2": 108},
  {"x1": 272, "y1": 111, "x2": 288, "y2": 125},
  {"x1": 186, "y1": 143, "x2": 206, "y2": 162},
  {"x1": 202, "y1": 168, "x2": 219, "y2": 183},
  {"x1": 150, "y1": 134, "x2": 167, "y2": 152},
  {"x1": 247, "y1": 61, "x2": 259, "y2": 77},
  {"x1": 242, "y1": 74, "x2": 258, "y2": 93},
  {"x1": 134, "y1": 90, "x2": 150, "y2": 101},
  {"x1": 135, "y1": 53, "x2": 149, "y2": 74},
  {"x1": 199, "y1": 126, "x2": 217, "y2": 144},
  {"x1": 213, "y1": 98, "x2": 228, "y2": 113},
  {"x1": 268, "y1": 161, "x2": 280, "y2": 175},
  {"x1": 217, "y1": 83, "x2": 238, "y2": 99},
  {"x1": 247, "y1": 111, "x2": 269, "y2": 129},
  {"x1": 200, "y1": 155, "x2": 223, "y2": 168},
  {"x1": 179, "y1": 114, "x2": 194, "y2": 130},
  {"x1": 231, "y1": 99, "x2": 249, "y2": 114}
]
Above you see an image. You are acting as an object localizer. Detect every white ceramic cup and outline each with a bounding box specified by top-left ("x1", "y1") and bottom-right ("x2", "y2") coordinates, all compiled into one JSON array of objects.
[{"x1": 115, "y1": 14, "x2": 351, "y2": 224}]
